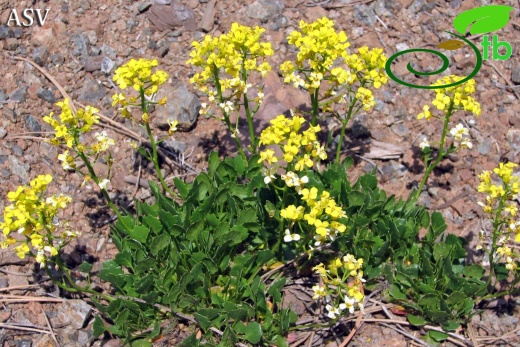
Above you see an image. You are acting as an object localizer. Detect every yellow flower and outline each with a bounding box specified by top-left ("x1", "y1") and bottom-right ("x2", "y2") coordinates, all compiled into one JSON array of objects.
[
  {"x1": 258, "y1": 149, "x2": 278, "y2": 164},
  {"x1": 280, "y1": 205, "x2": 305, "y2": 221},
  {"x1": 449, "y1": 123, "x2": 469, "y2": 140},
  {"x1": 312, "y1": 284, "x2": 327, "y2": 299},
  {"x1": 14, "y1": 243, "x2": 30, "y2": 259},
  {"x1": 167, "y1": 119, "x2": 179, "y2": 135},
  {"x1": 355, "y1": 87, "x2": 375, "y2": 111},
  {"x1": 113, "y1": 58, "x2": 168, "y2": 93},
  {"x1": 417, "y1": 105, "x2": 432, "y2": 120}
]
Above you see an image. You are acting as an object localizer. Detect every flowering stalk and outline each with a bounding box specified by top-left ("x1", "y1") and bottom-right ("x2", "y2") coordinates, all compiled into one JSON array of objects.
[
  {"x1": 42, "y1": 99, "x2": 129, "y2": 230},
  {"x1": 335, "y1": 96, "x2": 363, "y2": 163},
  {"x1": 412, "y1": 101, "x2": 455, "y2": 201},
  {"x1": 112, "y1": 59, "x2": 177, "y2": 197},
  {"x1": 212, "y1": 66, "x2": 247, "y2": 160},
  {"x1": 411, "y1": 75, "x2": 481, "y2": 202},
  {"x1": 282, "y1": 18, "x2": 387, "y2": 161},
  {"x1": 187, "y1": 23, "x2": 273, "y2": 158},
  {"x1": 476, "y1": 163, "x2": 520, "y2": 298}
]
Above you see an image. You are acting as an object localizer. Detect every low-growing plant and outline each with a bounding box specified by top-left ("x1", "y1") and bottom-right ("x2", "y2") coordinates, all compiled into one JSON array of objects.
[{"x1": 1, "y1": 16, "x2": 519, "y2": 347}]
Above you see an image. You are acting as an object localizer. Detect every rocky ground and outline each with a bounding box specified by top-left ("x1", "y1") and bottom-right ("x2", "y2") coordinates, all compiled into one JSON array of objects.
[{"x1": 0, "y1": 0, "x2": 520, "y2": 346}]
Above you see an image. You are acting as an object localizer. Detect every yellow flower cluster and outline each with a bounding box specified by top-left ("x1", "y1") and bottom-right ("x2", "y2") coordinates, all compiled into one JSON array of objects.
[
  {"x1": 497, "y1": 246, "x2": 518, "y2": 271},
  {"x1": 478, "y1": 163, "x2": 519, "y2": 204},
  {"x1": 258, "y1": 114, "x2": 325, "y2": 166},
  {"x1": 187, "y1": 23, "x2": 272, "y2": 115},
  {"x1": 43, "y1": 98, "x2": 99, "y2": 148},
  {"x1": 43, "y1": 99, "x2": 116, "y2": 171},
  {"x1": 281, "y1": 17, "x2": 387, "y2": 113},
  {"x1": 285, "y1": 17, "x2": 350, "y2": 76},
  {"x1": 300, "y1": 188, "x2": 348, "y2": 246},
  {"x1": 477, "y1": 162, "x2": 520, "y2": 272},
  {"x1": 345, "y1": 46, "x2": 388, "y2": 88},
  {"x1": 112, "y1": 58, "x2": 169, "y2": 95},
  {"x1": 311, "y1": 254, "x2": 365, "y2": 318},
  {"x1": 257, "y1": 114, "x2": 348, "y2": 246},
  {"x1": 0, "y1": 175, "x2": 79, "y2": 264},
  {"x1": 422, "y1": 75, "x2": 481, "y2": 116}
]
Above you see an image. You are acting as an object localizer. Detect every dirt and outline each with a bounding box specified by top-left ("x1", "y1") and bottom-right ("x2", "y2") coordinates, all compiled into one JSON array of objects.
[{"x1": 0, "y1": 0, "x2": 519, "y2": 346}]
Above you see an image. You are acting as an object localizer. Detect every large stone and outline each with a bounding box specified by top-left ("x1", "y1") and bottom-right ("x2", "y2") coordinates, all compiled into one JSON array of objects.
[
  {"x1": 37, "y1": 88, "x2": 57, "y2": 104},
  {"x1": 57, "y1": 300, "x2": 92, "y2": 329},
  {"x1": 31, "y1": 22, "x2": 67, "y2": 50},
  {"x1": 8, "y1": 156, "x2": 30, "y2": 183},
  {"x1": 70, "y1": 33, "x2": 90, "y2": 62},
  {"x1": 246, "y1": 0, "x2": 285, "y2": 23},
  {"x1": 147, "y1": 1, "x2": 196, "y2": 31},
  {"x1": 507, "y1": 129, "x2": 520, "y2": 151},
  {"x1": 512, "y1": 66, "x2": 520, "y2": 85},
  {"x1": 24, "y1": 115, "x2": 42, "y2": 133},
  {"x1": 77, "y1": 78, "x2": 107, "y2": 104},
  {"x1": 154, "y1": 83, "x2": 200, "y2": 131},
  {"x1": 10, "y1": 87, "x2": 28, "y2": 103}
]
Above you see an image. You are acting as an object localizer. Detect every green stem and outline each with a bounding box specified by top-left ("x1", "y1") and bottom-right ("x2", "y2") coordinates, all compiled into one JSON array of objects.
[
  {"x1": 144, "y1": 122, "x2": 176, "y2": 197},
  {"x1": 335, "y1": 98, "x2": 358, "y2": 163},
  {"x1": 411, "y1": 101, "x2": 454, "y2": 202},
  {"x1": 212, "y1": 66, "x2": 247, "y2": 160},
  {"x1": 311, "y1": 88, "x2": 320, "y2": 126},
  {"x1": 45, "y1": 257, "x2": 113, "y2": 302},
  {"x1": 486, "y1": 194, "x2": 508, "y2": 288},
  {"x1": 273, "y1": 186, "x2": 289, "y2": 258},
  {"x1": 241, "y1": 64, "x2": 257, "y2": 154},
  {"x1": 478, "y1": 288, "x2": 513, "y2": 302},
  {"x1": 76, "y1": 151, "x2": 129, "y2": 231}
]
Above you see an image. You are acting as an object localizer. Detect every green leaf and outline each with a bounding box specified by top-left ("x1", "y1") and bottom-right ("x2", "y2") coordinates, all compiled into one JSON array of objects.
[
  {"x1": 78, "y1": 261, "x2": 93, "y2": 273},
  {"x1": 389, "y1": 284, "x2": 407, "y2": 300},
  {"x1": 150, "y1": 234, "x2": 170, "y2": 256},
  {"x1": 227, "y1": 308, "x2": 248, "y2": 321},
  {"x1": 463, "y1": 264, "x2": 485, "y2": 279},
  {"x1": 237, "y1": 208, "x2": 257, "y2": 225},
  {"x1": 128, "y1": 225, "x2": 150, "y2": 243},
  {"x1": 430, "y1": 211, "x2": 447, "y2": 239},
  {"x1": 194, "y1": 312, "x2": 213, "y2": 330},
  {"x1": 268, "y1": 277, "x2": 286, "y2": 304},
  {"x1": 359, "y1": 173, "x2": 377, "y2": 190},
  {"x1": 494, "y1": 263, "x2": 509, "y2": 281},
  {"x1": 442, "y1": 320, "x2": 462, "y2": 332},
  {"x1": 92, "y1": 315, "x2": 105, "y2": 338},
  {"x1": 187, "y1": 220, "x2": 205, "y2": 241},
  {"x1": 407, "y1": 314, "x2": 428, "y2": 326},
  {"x1": 348, "y1": 191, "x2": 365, "y2": 207},
  {"x1": 131, "y1": 340, "x2": 152, "y2": 347},
  {"x1": 179, "y1": 334, "x2": 198, "y2": 347},
  {"x1": 157, "y1": 210, "x2": 178, "y2": 230},
  {"x1": 99, "y1": 261, "x2": 126, "y2": 288},
  {"x1": 143, "y1": 215, "x2": 163, "y2": 235},
  {"x1": 428, "y1": 330, "x2": 448, "y2": 342},
  {"x1": 433, "y1": 243, "x2": 450, "y2": 261},
  {"x1": 342, "y1": 156, "x2": 354, "y2": 169},
  {"x1": 244, "y1": 322, "x2": 262, "y2": 344},
  {"x1": 208, "y1": 151, "x2": 220, "y2": 175},
  {"x1": 135, "y1": 274, "x2": 154, "y2": 294},
  {"x1": 233, "y1": 155, "x2": 246, "y2": 175},
  {"x1": 453, "y1": 5, "x2": 514, "y2": 35},
  {"x1": 149, "y1": 322, "x2": 161, "y2": 339},
  {"x1": 174, "y1": 177, "x2": 191, "y2": 199},
  {"x1": 114, "y1": 250, "x2": 133, "y2": 268},
  {"x1": 446, "y1": 292, "x2": 466, "y2": 307}
]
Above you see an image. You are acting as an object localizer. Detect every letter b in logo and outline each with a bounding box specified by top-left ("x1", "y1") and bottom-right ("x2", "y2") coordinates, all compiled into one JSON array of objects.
[{"x1": 492, "y1": 35, "x2": 512, "y2": 61}]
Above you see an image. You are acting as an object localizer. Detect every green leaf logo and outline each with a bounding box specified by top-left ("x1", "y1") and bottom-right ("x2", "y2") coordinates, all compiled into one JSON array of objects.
[{"x1": 453, "y1": 5, "x2": 514, "y2": 35}]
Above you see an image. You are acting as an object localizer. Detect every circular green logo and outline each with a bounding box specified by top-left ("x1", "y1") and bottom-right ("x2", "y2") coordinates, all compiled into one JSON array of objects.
[{"x1": 385, "y1": 32, "x2": 482, "y2": 89}]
